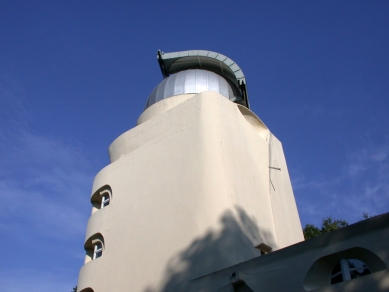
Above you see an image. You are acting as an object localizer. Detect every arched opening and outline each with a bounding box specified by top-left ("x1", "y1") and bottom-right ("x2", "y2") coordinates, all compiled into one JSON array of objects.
[
  {"x1": 330, "y1": 259, "x2": 371, "y2": 284},
  {"x1": 84, "y1": 233, "x2": 105, "y2": 264},
  {"x1": 303, "y1": 247, "x2": 387, "y2": 291},
  {"x1": 91, "y1": 185, "x2": 112, "y2": 214},
  {"x1": 79, "y1": 288, "x2": 94, "y2": 292}
]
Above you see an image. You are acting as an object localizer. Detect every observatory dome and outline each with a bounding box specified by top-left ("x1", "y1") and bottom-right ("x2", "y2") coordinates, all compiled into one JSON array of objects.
[{"x1": 145, "y1": 69, "x2": 239, "y2": 109}]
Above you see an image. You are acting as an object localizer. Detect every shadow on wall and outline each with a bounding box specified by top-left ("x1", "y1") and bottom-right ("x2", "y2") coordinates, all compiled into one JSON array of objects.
[{"x1": 145, "y1": 206, "x2": 273, "y2": 292}]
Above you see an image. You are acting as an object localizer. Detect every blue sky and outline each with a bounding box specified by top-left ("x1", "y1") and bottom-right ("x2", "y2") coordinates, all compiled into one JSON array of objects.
[{"x1": 1, "y1": 1, "x2": 389, "y2": 291}]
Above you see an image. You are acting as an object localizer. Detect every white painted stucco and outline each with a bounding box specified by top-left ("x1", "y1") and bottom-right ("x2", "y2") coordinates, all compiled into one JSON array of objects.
[{"x1": 77, "y1": 92, "x2": 303, "y2": 292}]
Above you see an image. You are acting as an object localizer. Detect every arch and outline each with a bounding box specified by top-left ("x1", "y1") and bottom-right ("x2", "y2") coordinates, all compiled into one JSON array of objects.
[
  {"x1": 330, "y1": 259, "x2": 371, "y2": 284},
  {"x1": 303, "y1": 247, "x2": 387, "y2": 291},
  {"x1": 79, "y1": 288, "x2": 94, "y2": 292},
  {"x1": 84, "y1": 233, "x2": 105, "y2": 264},
  {"x1": 91, "y1": 185, "x2": 112, "y2": 214}
]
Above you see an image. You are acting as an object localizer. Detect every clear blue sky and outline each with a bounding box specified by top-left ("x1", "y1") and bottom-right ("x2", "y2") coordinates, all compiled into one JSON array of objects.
[{"x1": 1, "y1": 1, "x2": 388, "y2": 290}]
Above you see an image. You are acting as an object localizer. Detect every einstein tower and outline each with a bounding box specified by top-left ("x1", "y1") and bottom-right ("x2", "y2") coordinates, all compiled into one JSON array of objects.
[{"x1": 77, "y1": 50, "x2": 304, "y2": 292}]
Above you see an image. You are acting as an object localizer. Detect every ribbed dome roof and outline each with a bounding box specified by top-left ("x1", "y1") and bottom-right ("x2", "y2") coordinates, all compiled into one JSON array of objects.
[{"x1": 145, "y1": 69, "x2": 239, "y2": 109}]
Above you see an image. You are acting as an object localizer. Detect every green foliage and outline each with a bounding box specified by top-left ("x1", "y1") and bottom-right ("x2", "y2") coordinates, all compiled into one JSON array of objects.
[
  {"x1": 320, "y1": 216, "x2": 348, "y2": 233},
  {"x1": 303, "y1": 216, "x2": 349, "y2": 240},
  {"x1": 302, "y1": 224, "x2": 321, "y2": 240},
  {"x1": 72, "y1": 286, "x2": 77, "y2": 292},
  {"x1": 303, "y1": 212, "x2": 374, "y2": 240}
]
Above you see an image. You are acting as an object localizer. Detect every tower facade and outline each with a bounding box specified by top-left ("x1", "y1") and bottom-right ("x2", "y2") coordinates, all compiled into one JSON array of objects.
[{"x1": 77, "y1": 50, "x2": 304, "y2": 292}]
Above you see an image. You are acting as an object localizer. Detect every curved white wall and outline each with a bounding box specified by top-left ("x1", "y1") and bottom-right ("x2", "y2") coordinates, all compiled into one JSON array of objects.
[{"x1": 78, "y1": 92, "x2": 303, "y2": 292}]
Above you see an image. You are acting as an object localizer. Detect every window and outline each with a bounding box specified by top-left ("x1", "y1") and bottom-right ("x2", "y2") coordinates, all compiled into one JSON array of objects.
[
  {"x1": 93, "y1": 242, "x2": 103, "y2": 259},
  {"x1": 84, "y1": 233, "x2": 104, "y2": 263},
  {"x1": 101, "y1": 194, "x2": 110, "y2": 208},
  {"x1": 91, "y1": 185, "x2": 112, "y2": 214},
  {"x1": 330, "y1": 259, "x2": 371, "y2": 285},
  {"x1": 303, "y1": 247, "x2": 387, "y2": 291}
]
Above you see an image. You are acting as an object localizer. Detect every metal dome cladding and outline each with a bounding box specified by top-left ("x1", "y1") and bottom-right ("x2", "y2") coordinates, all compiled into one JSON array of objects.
[{"x1": 145, "y1": 69, "x2": 240, "y2": 109}]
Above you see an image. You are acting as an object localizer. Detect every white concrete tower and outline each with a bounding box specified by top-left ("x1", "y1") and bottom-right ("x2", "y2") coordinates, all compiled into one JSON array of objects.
[{"x1": 77, "y1": 50, "x2": 304, "y2": 292}]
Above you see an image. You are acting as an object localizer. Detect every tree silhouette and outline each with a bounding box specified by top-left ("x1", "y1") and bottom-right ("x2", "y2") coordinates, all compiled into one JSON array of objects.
[
  {"x1": 303, "y1": 213, "x2": 375, "y2": 240},
  {"x1": 303, "y1": 216, "x2": 348, "y2": 240}
]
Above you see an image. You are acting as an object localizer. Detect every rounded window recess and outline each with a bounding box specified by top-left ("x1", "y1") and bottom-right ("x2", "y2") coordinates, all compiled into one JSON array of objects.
[
  {"x1": 303, "y1": 247, "x2": 387, "y2": 291},
  {"x1": 84, "y1": 233, "x2": 105, "y2": 264},
  {"x1": 330, "y1": 259, "x2": 371, "y2": 285},
  {"x1": 79, "y1": 288, "x2": 94, "y2": 292},
  {"x1": 91, "y1": 185, "x2": 112, "y2": 214}
]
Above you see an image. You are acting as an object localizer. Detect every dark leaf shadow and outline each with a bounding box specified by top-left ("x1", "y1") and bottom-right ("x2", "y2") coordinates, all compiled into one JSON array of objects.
[{"x1": 145, "y1": 206, "x2": 273, "y2": 292}]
